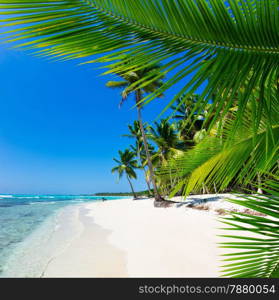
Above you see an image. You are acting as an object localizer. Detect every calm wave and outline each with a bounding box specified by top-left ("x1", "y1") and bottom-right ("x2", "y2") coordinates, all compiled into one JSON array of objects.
[{"x1": 0, "y1": 194, "x2": 128, "y2": 275}]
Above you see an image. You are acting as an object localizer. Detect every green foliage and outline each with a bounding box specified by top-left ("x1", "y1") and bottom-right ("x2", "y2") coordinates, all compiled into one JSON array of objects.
[
  {"x1": 159, "y1": 92, "x2": 279, "y2": 197},
  {"x1": 1, "y1": 0, "x2": 278, "y2": 134},
  {"x1": 170, "y1": 94, "x2": 210, "y2": 144},
  {"x1": 111, "y1": 149, "x2": 138, "y2": 181},
  {"x1": 156, "y1": 93, "x2": 279, "y2": 277},
  {"x1": 1, "y1": 0, "x2": 278, "y2": 278},
  {"x1": 147, "y1": 119, "x2": 185, "y2": 165},
  {"x1": 105, "y1": 62, "x2": 164, "y2": 106},
  {"x1": 220, "y1": 177, "x2": 279, "y2": 278},
  {"x1": 107, "y1": 62, "x2": 164, "y2": 200}
]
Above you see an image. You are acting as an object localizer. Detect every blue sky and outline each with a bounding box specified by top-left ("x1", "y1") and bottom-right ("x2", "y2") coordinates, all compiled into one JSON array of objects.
[{"x1": 0, "y1": 45, "x2": 190, "y2": 195}]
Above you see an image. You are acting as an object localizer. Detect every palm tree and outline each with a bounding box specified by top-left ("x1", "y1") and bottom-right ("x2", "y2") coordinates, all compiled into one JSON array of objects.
[
  {"x1": 161, "y1": 92, "x2": 279, "y2": 194},
  {"x1": 171, "y1": 94, "x2": 202, "y2": 121},
  {"x1": 170, "y1": 94, "x2": 212, "y2": 144},
  {"x1": 147, "y1": 119, "x2": 185, "y2": 193},
  {"x1": 130, "y1": 142, "x2": 154, "y2": 196},
  {"x1": 124, "y1": 121, "x2": 155, "y2": 196},
  {"x1": 111, "y1": 149, "x2": 138, "y2": 199},
  {"x1": 106, "y1": 65, "x2": 165, "y2": 202},
  {"x1": 148, "y1": 119, "x2": 185, "y2": 166}
]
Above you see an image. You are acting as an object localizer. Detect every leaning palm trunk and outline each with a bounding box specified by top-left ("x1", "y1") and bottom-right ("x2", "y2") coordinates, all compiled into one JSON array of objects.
[
  {"x1": 136, "y1": 143, "x2": 152, "y2": 197},
  {"x1": 135, "y1": 90, "x2": 164, "y2": 202},
  {"x1": 143, "y1": 166, "x2": 153, "y2": 196},
  {"x1": 126, "y1": 174, "x2": 137, "y2": 200}
]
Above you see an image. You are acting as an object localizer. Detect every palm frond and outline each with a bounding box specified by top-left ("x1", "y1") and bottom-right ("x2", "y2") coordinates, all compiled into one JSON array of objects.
[
  {"x1": 220, "y1": 177, "x2": 279, "y2": 278},
  {"x1": 106, "y1": 80, "x2": 128, "y2": 89},
  {"x1": 159, "y1": 103, "x2": 279, "y2": 197},
  {"x1": 1, "y1": 0, "x2": 278, "y2": 134},
  {"x1": 127, "y1": 167, "x2": 137, "y2": 180},
  {"x1": 112, "y1": 149, "x2": 138, "y2": 179}
]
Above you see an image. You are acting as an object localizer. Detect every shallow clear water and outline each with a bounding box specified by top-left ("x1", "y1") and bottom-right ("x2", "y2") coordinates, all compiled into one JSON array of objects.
[{"x1": 0, "y1": 194, "x2": 128, "y2": 275}]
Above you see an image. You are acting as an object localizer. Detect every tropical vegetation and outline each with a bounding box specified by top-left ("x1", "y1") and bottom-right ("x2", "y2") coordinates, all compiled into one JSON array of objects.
[
  {"x1": 123, "y1": 121, "x2": 154, "y2": 197},
  {"x1": 111, "y1": 149, "x2": 139, "y2": 200},
  {"x1": 106, "y1": 64, "x2": 165, "y2": 201},
  {"x1": 0, "y1": 0, "x2": 278, "y2": 278}
]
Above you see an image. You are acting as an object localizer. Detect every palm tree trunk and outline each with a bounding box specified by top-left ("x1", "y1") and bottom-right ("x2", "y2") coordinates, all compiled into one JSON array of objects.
[
  {"x1": 137, "y1": 144, "x2": 152, "y2": 197},
  {"x1": 143, "y1": 166, "x2": 153, "y2": 196},
  {"x1": 135, "y1": 90, "x2": 164, "y2": 201},
  {"x1": 126, "y1": 174, "x2": 137, "y2": 199},
  {"x1": 257, "y1": 173, "x2": 263, "y2": 194}
]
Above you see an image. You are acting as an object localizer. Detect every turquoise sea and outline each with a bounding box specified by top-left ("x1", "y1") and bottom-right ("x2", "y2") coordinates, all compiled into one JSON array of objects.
[{"x1": 0, "y1": 194, "x2": 128, "y2": 276}]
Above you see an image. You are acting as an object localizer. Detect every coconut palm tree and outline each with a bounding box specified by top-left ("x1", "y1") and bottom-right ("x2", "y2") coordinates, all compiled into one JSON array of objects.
[
  {"x1": 111, "y1": 149, "x2": 138, "y2": 200},
  {"x1": 130, "y1": 142, "x2": 154, "y2": 197},
  {"x1": 106, "y1": 64, "x2": 165, "y2": 203},
  {"x1": 170, "y1": 94, "x2": 212, "y2": 145},
  {"x1": 148, "y1": 119, "x2": 185, "y2": 166},
  {"x1": 124, "y1": 121, "x2": 154, "y2": 196},
  {"x1": 171, "y1": 94, "x2": 202, "y2": 122},
  {"x1": 147, "y1": 119, "x2": 186, "y2": 192},
  {"x1": 160, "y1": 93, "x2": 279, "y2": 196}
]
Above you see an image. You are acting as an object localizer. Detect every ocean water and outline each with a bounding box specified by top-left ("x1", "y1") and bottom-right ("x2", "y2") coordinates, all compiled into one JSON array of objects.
[{"x1": 0, "y1": 194, "x2": 128, "y2": 276}]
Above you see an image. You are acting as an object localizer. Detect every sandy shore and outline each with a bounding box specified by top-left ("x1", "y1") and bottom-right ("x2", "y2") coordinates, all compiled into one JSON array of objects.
[{"x1": 39, "y1": 194, "x2": 251, "y2": 278}]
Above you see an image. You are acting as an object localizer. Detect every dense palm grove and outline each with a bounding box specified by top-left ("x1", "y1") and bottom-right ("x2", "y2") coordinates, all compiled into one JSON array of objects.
[
  {"x1": 111, "y1": 93, "x2": 215, "y2": 198},
  {"x1": 109, "y1": 63, "x2": 261, "y2": 200},
  {"x1": 1, "y1": 0, "x2": 278, "y2": 278},
  {"x1": 112, "y1": 88, "x2": 278, "y2": 200}
]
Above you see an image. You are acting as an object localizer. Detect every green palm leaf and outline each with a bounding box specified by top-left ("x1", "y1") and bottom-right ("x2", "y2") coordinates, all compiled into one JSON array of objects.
[
  {"x1": 1, "y1": 0, "x2": 278, "y2": 133},
  {"x1": 159, "y1": 101, "x2": 279, "y2": 197},
  {"x1": 106, "y1": 80, "x2": 128, "y2": 89},
  {"x1": 111, "y1": 149, "x2": 139, "y2": 197},
  {"x1": 220, "y1": 177, "x2": 279, "y2": 278}
]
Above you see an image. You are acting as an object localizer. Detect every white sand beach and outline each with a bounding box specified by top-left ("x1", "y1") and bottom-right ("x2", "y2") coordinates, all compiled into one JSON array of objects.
[{"x1": 35, "y1": 194, "x2": 255, "y2": 278}]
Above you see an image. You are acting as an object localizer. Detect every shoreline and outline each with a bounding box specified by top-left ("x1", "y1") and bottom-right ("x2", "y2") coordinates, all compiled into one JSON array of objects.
[
  {"x1": 1, "y1": 205, "x2": 83, "y2": 277},
  {"x1": 1, "y1": 194, "x2": 258, "y2": 278},
  {"x1": 42, "y1": 205, "x2": 128, "y2": 277}
]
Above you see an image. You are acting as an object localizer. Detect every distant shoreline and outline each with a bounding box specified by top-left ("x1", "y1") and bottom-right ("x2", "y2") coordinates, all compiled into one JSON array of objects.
[{"x1": 93, "y1": 191, "x2": 150, "y2": 197}]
